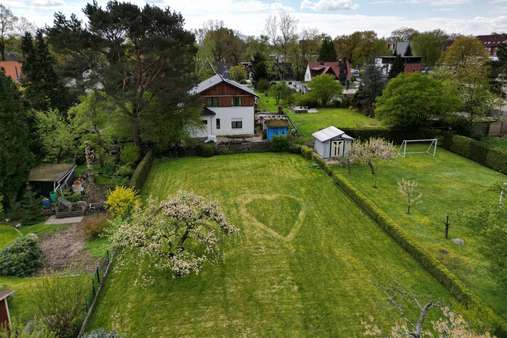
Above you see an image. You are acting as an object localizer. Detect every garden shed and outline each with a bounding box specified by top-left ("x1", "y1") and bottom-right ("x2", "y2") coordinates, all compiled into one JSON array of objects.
[
  {"x1": 266, "y1": 119, "x2": 289, "y2": 141},
  {"x1": 313, "y1": 126, "x2": 354, "y2": 159},
  {"x1": 28, "y1": 164, "x2": 76, "y2": 197},
  {"x1": 0, "y1": 290, "x2": 13, "y2": 330}
]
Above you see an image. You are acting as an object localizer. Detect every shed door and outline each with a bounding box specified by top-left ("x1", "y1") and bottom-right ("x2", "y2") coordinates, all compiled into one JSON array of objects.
[{"x1": 331, "y1": 141, "x2": 343, "y2": 158}]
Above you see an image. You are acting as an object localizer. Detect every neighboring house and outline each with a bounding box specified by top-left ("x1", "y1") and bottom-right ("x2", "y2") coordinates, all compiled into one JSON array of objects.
[
  {"x1": 304, "y1": 61, "x2": 352, "y2": 83},
  {"x1": 313, "y1": 126, "x2": 354, "y2": 160},
  {"x1": 285, "y1": 80, "x2": 308, "y2": 93},
  {"x1": 189, "y1": 74, "x2": 258, "y2": 141},
  {"x1": 0, "y1": 61, "x2": 23, "y2": 83},
  {"x1": 376, "y1": 41, "x2": 422, "y2": 75},
  {"x1": 476, "y1": 34, "x2": 507, "y2": 61},
  {"x1": 0, "y1": 290, "x2": 13, "y2": 330}
]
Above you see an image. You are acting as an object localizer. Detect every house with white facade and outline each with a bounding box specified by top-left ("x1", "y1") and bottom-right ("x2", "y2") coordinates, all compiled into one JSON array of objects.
[{"x1": 189, "y1": 74, "x2": 258, "y2": 142}]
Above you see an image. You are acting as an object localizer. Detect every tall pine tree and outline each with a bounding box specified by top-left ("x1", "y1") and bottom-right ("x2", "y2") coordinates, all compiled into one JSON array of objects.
[
  {"x1": 389, "y1": 54, "x2": 405, "y2": 79},
  {"x1": 0, "y1": 70, "x2": 34, "y2": 208},
  {"x1": 318, "y1": 37, "x2": 337, "y2": 62},
  {"x1": 21, "y1": 30, "x2": 70, "y2": 112}
]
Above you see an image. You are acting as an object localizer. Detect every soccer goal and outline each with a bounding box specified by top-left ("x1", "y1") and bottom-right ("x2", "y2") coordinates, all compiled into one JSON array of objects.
[{"x1": 400, "y1": 139, "x2": 438, "y2": 159}]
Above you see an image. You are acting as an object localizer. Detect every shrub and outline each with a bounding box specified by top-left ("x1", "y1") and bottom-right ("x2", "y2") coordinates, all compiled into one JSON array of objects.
[
  {"x1": 197, "y1": 143, "x2": 216, "y2": 157},
  {"x1": 295, "y1": 92, "x2": 319, "y2": 107},
  {"x1": 0, "y1": 234, "x2": 42, "y2": 277},
  {"x1": 63, "y1": 191, "x2": 83, "y2": 203},
  {"x1": 19, "y1": 188, "x2": 43, "y2": 225},
  {"x1": 83, "y1": 214, "x2": 109, "y2": 239},
  {"x1": 120, "y1": 143, "x2": 140, "y2": 165},
  {"x1": 106, "y1": 186, "x2": 140, "y2": 219},
  {"x1": 256, "y1": 79, "x2": 270, "y2": 93},
  {"x1": 0, "y1": 194, "x2": 4, "y2": 221},
  {"x1": 271, "y1": 137, "x2": 290, "y2": 152},
  {"x1": 130, "y1": 150, "x2": 154, "y2": 191},
  {"x1": 115, "y1": 164, "x2": 134, "y2": 177},
  {"x1": 30, "y1": 276, "x2": 90, "y2": 338}
]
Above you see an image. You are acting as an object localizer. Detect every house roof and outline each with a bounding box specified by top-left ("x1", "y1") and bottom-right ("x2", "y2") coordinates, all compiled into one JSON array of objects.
[
  {"x1": 266, "y1": 119, "x2": 289, "y2": 128},
  {"x1": 312, "y1": 126, "x2": 353, "y2": 142},
  {"x1": 0, "y1": 290, "x2": 13, "y2": 301},
  {"x1": 394, "y1": 41, "x2": 411, "y2": 56},
  {"x1": 0, "y1": 61, "x2": 22, "y2": 82},
  {"x1": 477, "y1": 34, "x2": 507, "y2": 47},
  {"x1": 201, "y1": 107, "x2": 216, "y2": 116},
  {"x1": 190, "y1": 74, "x2": 258, "y2": 97},
  {"x1": 28, "y1": 164, "x2": 75, "y2": 183}
]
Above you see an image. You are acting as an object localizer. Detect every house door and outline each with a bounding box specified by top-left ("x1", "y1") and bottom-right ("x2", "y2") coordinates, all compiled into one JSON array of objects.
[{"x1": 331, "y1": 141, "x2": 343, "y2": 158}]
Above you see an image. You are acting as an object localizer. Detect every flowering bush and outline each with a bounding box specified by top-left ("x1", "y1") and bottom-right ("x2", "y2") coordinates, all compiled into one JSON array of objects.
[
  {"x1": 106, "y1": 186, "x2": 140, "y2": 219},
  {"x1": 111, "y1": 191, "x2": 238, "y2": 277}
]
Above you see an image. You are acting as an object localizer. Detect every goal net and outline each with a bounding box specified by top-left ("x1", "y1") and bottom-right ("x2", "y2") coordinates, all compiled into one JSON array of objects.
[{"x1": 400, "y1": 139, "x2": 438, "y2": 158}]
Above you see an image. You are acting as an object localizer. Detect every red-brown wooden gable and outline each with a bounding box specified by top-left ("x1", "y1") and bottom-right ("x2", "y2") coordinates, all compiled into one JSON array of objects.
[
  {"x1": 0, "y1": 300, "x2": 9, "y2": 329},
  {"x1": 200, "y1": 82, "x2": 255, "y2": 107}
]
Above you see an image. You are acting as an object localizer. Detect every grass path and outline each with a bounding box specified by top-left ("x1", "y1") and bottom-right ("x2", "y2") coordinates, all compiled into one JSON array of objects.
[
  {"x1": 333, "y1": 145, "x2": 507, "y2": 319},
  {"x1": 88, "y1": 153, "x2": 462, "y2": 337}
]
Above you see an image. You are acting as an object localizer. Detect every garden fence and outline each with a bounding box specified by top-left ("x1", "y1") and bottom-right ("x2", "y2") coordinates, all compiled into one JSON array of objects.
[{"x1": 77, "y1": 250, "x2": 115, "y2": 338}]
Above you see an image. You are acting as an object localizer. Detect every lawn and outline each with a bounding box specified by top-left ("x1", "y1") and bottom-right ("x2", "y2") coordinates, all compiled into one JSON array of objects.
[
  {"x1": 88, "y1": 153, "x2": 464, "y2": 337},
  {"x1": 332, "y1": 145, "x2": 507, "y2": 319},
  {"x1": 287, "y1": 108, "x2": 384, "y2": 142}
]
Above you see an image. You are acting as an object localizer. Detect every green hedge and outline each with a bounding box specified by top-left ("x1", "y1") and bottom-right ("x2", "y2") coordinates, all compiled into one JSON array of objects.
[
  {"x1": 440, "y1": 134, "x2": 507, "y2": 174},
  {"x1": 341, "y1": 128, "x2": 442, "y2": 144},
  {"x1": 129, "y1": 150, "x2": 154, "y2": 191},
  {"x1": 296, "y1": 145, "x2": 507, "y2": 336}
]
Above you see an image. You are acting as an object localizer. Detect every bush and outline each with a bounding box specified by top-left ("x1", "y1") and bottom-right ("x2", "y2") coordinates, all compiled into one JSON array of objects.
[
  {"x1": 19, "y1": 188, "x2": 43, "y2": 225},
  {"x1": 106, "y1": 186, "x2": 140, "y2": 219},
  {"x1": 30, "y1": 276, "x2": 90, "y2": 338},
  {"x1": 130, "y1": 150, "x2": 154, "y2": 191},
  {"x1": 271, "y1": 137, "x2": 290, "y2": 152},
  {"x1": 0, "y1": 234, "x2": 42, "y2": 277},
  {"x1": 83, "y1": 214, "x2": 109, "y2": 239},
  {"x1": 115, "y1": 164, "x2": 134, "y2": 177},
  {"x1": 197, "y1": 143, "x2": 216, "y2": 157},
  {"x1": 63, "y1": 191, "x2": 83, "y2": 203},
  {"x1": 256, "y1": 79, "x2": 270, "y2": 93},
  {"x1": 120, "y1": 143, "x2": 140, "y2": 165},
  {"x1": 295, "y1": 92, "x2": 319, "y2": 107}
]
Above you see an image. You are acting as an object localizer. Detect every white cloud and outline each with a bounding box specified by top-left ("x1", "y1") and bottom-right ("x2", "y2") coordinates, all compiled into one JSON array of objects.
[
  {"x1": 31, "y1": 0, "x2": 65, "y2": 7},
  {"x1": 301, "y1": 0, "x2": 359, "y2": 11}
]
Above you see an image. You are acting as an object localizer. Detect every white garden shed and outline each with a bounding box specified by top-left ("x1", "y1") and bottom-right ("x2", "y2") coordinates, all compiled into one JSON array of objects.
[{"x1": 312, "y1": 126, "x2": 354, "y2": 160}]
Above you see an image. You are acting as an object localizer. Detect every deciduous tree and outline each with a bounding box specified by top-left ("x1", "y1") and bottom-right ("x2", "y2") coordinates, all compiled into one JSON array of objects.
[
  {"x1": 35, "y1": 109, "x2": 75, "y2": 163},
  {"x1": 229, "y1": 64, "x2": 248, "y2": 82},
  {"x1": 111, "y1": 192, "x2": 238, "y2": 277},
  {"x1": 307, "y1": 74, "x2": 342, "y2": 106},
  {"x1": 411, "y1": 30, "x2": 448, "y2": 67},
  {"x1": 376, "y1": 73, "x2": 461, "y2": 129},
  {"x1": 0, "y1": 4, "x2": 17, "y2": 60},
  {"x1": 398, "y1": 178, "x2": 422, "y2": 214}
]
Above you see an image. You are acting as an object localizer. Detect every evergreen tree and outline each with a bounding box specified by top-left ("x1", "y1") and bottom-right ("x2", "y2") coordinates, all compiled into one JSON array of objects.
[
  {"x1": 498, "y1": 42, "x2": 507, "y2": 74},
  {"x1": 354, "y1": 64, "x2": 386, "y2": 116},
  {"x1": 252, "y1": 51, "x2": 269, "y2": 83},
  {"x1": 318, "y1": 36, "x2": 337, "y2": 62},
  {"x1": 21, "y1": 30, "x2": 70, "y2": 112},
  {"x1": 19, "y1": 186, "x2": 42, "y2": 225},
  {"x1": 389, "y1": 54, "x2": 405, "y2": 79},
  {"x1": 0, "y1": 70, "x2": 34, "y2": 208}
]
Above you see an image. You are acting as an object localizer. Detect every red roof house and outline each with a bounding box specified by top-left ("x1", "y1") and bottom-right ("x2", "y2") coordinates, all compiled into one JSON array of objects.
[
  {"x1": 0, "y1": 61, "x2": 22, "y2": 82},
  {"x1": 476, "y1": 34, "x2": 507, "y2": 59},
  {"x1": 304, "y1": 61, "x2": 352, "y2": 83}
]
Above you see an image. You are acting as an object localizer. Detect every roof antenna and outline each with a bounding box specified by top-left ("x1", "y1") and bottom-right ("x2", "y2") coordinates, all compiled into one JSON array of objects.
[{"x1": 207, "y1": 59, "x2": 224, "y2": 81}]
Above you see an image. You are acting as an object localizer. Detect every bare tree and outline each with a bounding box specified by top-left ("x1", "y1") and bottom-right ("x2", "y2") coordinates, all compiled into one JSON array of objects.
[
  {"x1": 265, "y1": 14, "x2": 279, "y2": 48},
  {"x1": 16, "y1": 16, "x2": 36, "y2": 36},
  {"x1": 398, "y1": 178, "x2": 422, "y2": 214},
  {"x1": 279, "y1": 11, "x2": 298, "y2": 58},
  {"x1": 0, "y1": 4, "x2": 18, "y2": 60}
]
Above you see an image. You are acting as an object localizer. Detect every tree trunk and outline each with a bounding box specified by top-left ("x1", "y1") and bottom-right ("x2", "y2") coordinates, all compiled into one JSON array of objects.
[
  {"x1": 0, "y1": 40, "x2": 5, "y2": 61},
  {"x1": 131, "y1": 114, "x2": 142, "y2": 151},
  {"x1": 412, "y1": 302, "x2": 433, "y2": 338},
  {"x1": 368, "y1": 160, "x2": 377, "y2": 188}
]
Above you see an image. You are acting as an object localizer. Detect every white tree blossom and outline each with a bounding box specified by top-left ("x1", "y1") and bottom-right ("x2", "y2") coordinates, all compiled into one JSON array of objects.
[
  {"x1": 111, "y1": 191, "x2": 238, "y2": 277},
  {"x1": 398, "y1": 178, "x2": 422, "y2": 215}
]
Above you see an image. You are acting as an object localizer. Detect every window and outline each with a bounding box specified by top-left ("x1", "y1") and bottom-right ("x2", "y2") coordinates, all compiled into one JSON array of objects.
[
  {"x1": 216, "y1": 118, "x2": 221, "y2": 130},
  {"x1": 231, "y1": 119, "x2": 243, "y2": 129},
  {"x1": 202, "y1": 119, "x2": 208, "y2": 125},
  {"x1": 207, "y1": 97, "x2": 219, "y2": 107},
  {"x1": 232, "y1": 97, "x2": 242, "y2": 106}
]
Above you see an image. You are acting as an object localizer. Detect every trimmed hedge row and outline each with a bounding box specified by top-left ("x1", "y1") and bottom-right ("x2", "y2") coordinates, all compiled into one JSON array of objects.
[
  {"x1": 341, "y1": 128, "x2": 442, "y2": 144},
  {"x1": 440, "y1": 134, "x2": 507, "y2": 174},
  {"x1": 298, "y1": 145, "x2": 507, "y2": 336},
  {"x1": 129, "y1": 150, "x2": 154, "y2": 191}
]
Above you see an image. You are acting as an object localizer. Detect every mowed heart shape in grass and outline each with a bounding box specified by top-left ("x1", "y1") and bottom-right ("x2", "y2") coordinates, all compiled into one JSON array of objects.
[{"x1": 240, "y1": 194, "x2": 306, "y2": 242}]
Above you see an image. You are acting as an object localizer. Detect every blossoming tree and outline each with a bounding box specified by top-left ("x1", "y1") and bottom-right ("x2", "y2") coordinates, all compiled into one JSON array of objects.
[{"x1": 111, "y1": 191, "x2": 238, "y2": 277}]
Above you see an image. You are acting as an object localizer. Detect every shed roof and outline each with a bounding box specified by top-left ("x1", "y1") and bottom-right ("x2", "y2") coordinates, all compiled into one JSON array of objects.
[
  {"x1": 28, "y1": 164, "x2": 75, "y2": 183},
  {"x1": 190, "y1": 74, "x2": 258, "y2": 97},
  {"x1": 0, "y1": 290, "x2": 13, "y2": 301},
  {"x1": 312, "y1": 126, "x2": 353, "y2": 142},
  {"x1": 266, "y1": 119, "x2": 289, "y2": 128}
]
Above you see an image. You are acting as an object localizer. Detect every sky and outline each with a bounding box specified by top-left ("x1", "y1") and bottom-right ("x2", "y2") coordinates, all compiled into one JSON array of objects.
[{"x1": 2, "y1": 0, "x2": 507, "y2": 37}]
